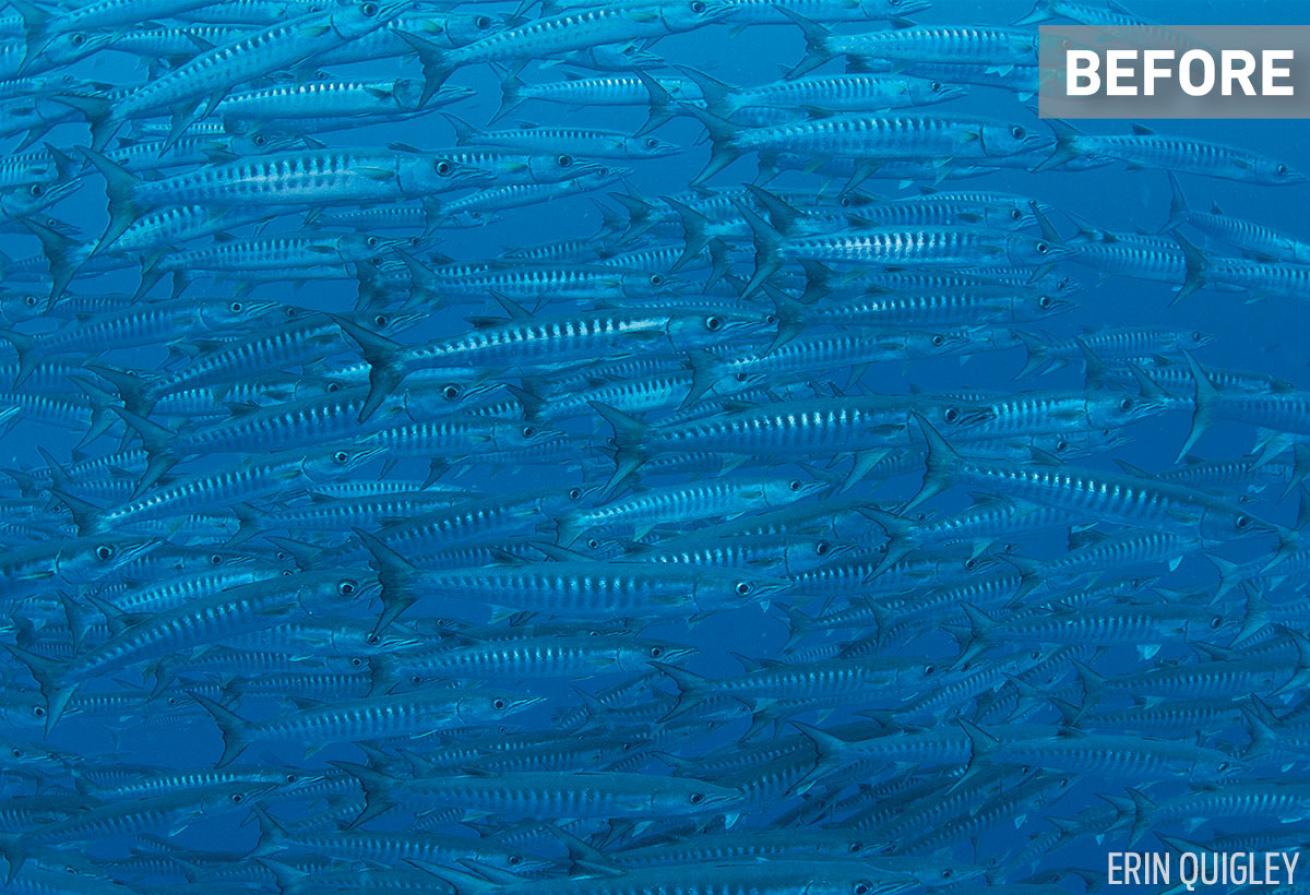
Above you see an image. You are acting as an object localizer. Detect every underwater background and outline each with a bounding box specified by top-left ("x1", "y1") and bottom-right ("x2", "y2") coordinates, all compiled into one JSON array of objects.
[{"x1": 1, "y1": 0, "x2": 1310, "y2": 892}]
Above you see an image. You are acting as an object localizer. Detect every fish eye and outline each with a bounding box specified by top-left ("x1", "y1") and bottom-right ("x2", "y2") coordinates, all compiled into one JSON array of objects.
[
  {"x1": 366, "y1": 633, "x2": 381, "y2": 645},
  {"x1": 442, "y1": 384, "x2": 462, "y2": 400},
  {"x1": 931, "y1": 335, "x2": 945, "y2": 347},
  {"x1": 924, "y1": 664, "x2": 935, "y2": 675},
  {"x1": 332, "y1": 450, "x2": 349, "y2": 464},
  {"x1": 849, "y1": 842, "x2": 862, "y2": 853},
  {"x1": 854, "y1": 882, "x2": 873, "y2": 895},
  {"x1": 649, "y1": 645, "x2": 663, "y2": 657},
  {"x1": 285, "y1": 774, "x2": 299, "y2": 783},
  {"x1": 965, "y1": 558, "x2": 978, "y2": 571},
  {"x1": 32, "y1": 705, "x2": 45, "y2": 717},
  {"x1": 1191, "y1": 331, "x2": 1203, "y2": 342},
  {"x1": 1011, "y1": 208, "x2": 1023, "y2": 220},
  {"x1": 586, "y1": 537, "x2": 600, "y2": 549},
  {"x1": 253, "y1": 134, "x2": 266, "y2": 146},
  {"x1": 942, "y1": 870, "x2": 954, "y2": 879},
  {"x1": 9, "y1": 748, "x2": 20, "y2": 758},
  {"x1": 645, "y1": 137, "x2": 659, "y2": 148},
  {"x1": 1218, "y1": 761, "x2": 1230, "y2": 771},
  {"x1": 1210, "y1": 615, "x2": 1223, "y2": 629},
  {"x1": 649, "y1": 274, "x2": 665, "y2": 286},
  {"x1": 596, "y1": 167, "x2": 610, "y2": 177},
  {"x1": 690, "y1": 0, "x2": 706, "y2": 11},
  {"x1": 944, "y1": 407, "x2": 960, "y2": 423},
  {"x1": 733, "y1": 372, "x2": 748, "y2": 382},
  {"x1": 95, "y1": 544, "x2": 114, "y2": 561},
  {"x1": 1119, "y1": 397, "x2": 1133, "y2": 412},
  {"x1": 230, "y1": 793, "x2": 244, "y2": 804},
  {"x1": 360, "y1": 2, "x2": 378, "y2": 15},
  {"x1": 689, "y1": 792, "x2": 705, "y2": 803},
  {"x1": 1235, "y1": 514, "x2": 1251, "y2": 529},
  {"x1": 28, "y1": 184, "x2": 44, "y2": 197},
  {"x1": 493, "y1": 698, "x2": 507, "y2": 709},
  {"x1": 350, "y1": 657, "x2": 364, "y2": 668},
  {"x1": 929, "y1": 79, "x2": 939, "y2": 90},
  {"x1": 1278, "y1": 163, "x2": 1289, "y2": 176},
  {"x1": 337, "y1": 579, "x2": 357, "y2": 596},
  {"x1": 326, "y1": 381, "x2": 342, "y2": 393},
  {"x1": 1055, "y1": 439, "x2": 1069, "y2": 452},
  {"x1": 71, "y1": 33, "x2": 85, "y2": 45},
  {"x1": 281, "y1": 569, "x2": 294, "y2": 577},
  {"x1": 435, "y1": 160, "x2": 453, "y2": 176},
  {"x1": 815, "y1": 541, "x2": 831, "y2": 555},
  {"x1": 24, "y1": 295, "x2": 38, "y2": 307},
  {"x1": 1010, "y1": 125, "x2": 1025, "y2": 139},
  {"x1": 705, "y1": 316, "x2": 723, "y2": 331},
  {"x1": 735, "y1": 581, "x2": 752, "y2": 596},
  {"x1": 229, "y1": 301, "x2": 244, "y2": 313},
  {"x1": 367, "y1": 236, "x2": 379, "y2": 248},
  {"x1": 1039, "y1": 295, "x2": 1053, "y2": 309},
  {"x1": 557, "y1": 154, "x2": 573, "y2": 168},
  {"x1": 568, "y1": 487, "x2": 582, "y2": 500},
  {"x1": 508, "y1": 855, "x2": 523, "y2": 866},
  {"x1": 409, "y1": 674, "x2": 423, "y2": 685},
  {"x1": 789, "y1": 480, "x2": 802, "y2": 491},
  {"x1": 1035, "y1": 241, "x2": 1049, "y2": 255},
  {"x1": 210, "y1": 553, "x2": 224, "y2": 565},
  {"x1": 373, "y1": 314, "x2": 388, "y2": 327},
  {"x1": 521, "y1": 425, "x2": 536, "y2": 437},
  {"x1": 839, "y1": 195, "x2": 851, "y2": 207}
]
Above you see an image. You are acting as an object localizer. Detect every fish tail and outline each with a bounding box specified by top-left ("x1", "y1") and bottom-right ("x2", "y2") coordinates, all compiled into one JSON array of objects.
[
  {"x1": 1170, "y1": 230, "x2": 1209, "y2": 305},
  {"x1": 588, "y1": 402, "x2": 647, "y2": 493},
  {"x1": 903, "y1": 413, "x2": 960, "y2": 512},
  {"x1": 1175, "y1": 352, "x2": 1216, "y2": 462},
  {"x1": 1162, "y1": 171, "x2": 1188, "y2": 232},
  {"x1": 1, "y1": 642, "x2": 75, "y2": 733},
  {"x1": 190, "y1": 691, "x2": 253, "y2": 767},
  {"x1": 352, "y1": 528, "x2": 420, "y2": 634},
  {"x1": 248, "y1": 805, "x2": 290, "y2": 857},
  {"x1": 0, "y1": 833, "x2": 28, "y2": 885},
  {"x1": 633, "y1": 72, "x2": 679, "y2": 138},
  {"x1": 76, "y1": 146, "x2": 143, "y2": 254},
  {"x1": 397, "y1": 32, "x2": 455, "y2": 107},
  {"x1": 1012, "y1": 0, "x2": 1052, "y2": 24},
  {"x1": 52, "y1": 91, "x2": 120, "y2": 152},
  {"x1": 329, "y1": 314, "x2": 407, "y2": 422},
  {"x1": 329, "y1": 761, "x2": 399, "y2": 828},
  {"x1": 661, "y1": 196, "x2": 712, "y2": 273},
  {"x1": 650, "y1": 660, "x2": 707, "y2": 719},
  {"x1": 491, "y1": 71, "x2": 524, "y2": 123},
  {"x1": 731, "y1": 198, "x2": 784, "y2": 297},
  {"x1": 674, "y1": 65, "x2": 737, "y2": 119},
  {"x1": 775, "y1": 8, "x2": 832, "y2": 79},
  {"x1": 440, "y1": 112, "x2": 477, "y2": 146},
  {"x1": 19, "y1": 216, "x2": 81, "y2": 308},
  {"x1": 1011, "y1": 330, "x2": 1050, "y2": 378},
  {"x1": 1033, "y1": 119, "x2": 1080, "y2": 172},
  {"x1": 680, "y1": 104, "x2": 742, "y2": 186},
  {"x1": 787, "y1": 721, "x2": 851, "y2": 794}
]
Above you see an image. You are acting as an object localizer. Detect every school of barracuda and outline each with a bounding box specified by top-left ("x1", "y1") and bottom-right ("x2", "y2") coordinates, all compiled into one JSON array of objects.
[{"x1": 0, "y1": 0, "x2": 1308, "y2": 891}]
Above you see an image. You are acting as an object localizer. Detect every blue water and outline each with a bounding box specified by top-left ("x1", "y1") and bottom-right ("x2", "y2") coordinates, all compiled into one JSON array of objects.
[{"x1": 3, "y1": 1, "x2": 1310, "y2": 892}]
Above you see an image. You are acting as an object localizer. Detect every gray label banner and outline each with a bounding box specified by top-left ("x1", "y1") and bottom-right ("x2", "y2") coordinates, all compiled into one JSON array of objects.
[{"x1": 1039, "y1": 25, "x2": 1310, "y2": 118}]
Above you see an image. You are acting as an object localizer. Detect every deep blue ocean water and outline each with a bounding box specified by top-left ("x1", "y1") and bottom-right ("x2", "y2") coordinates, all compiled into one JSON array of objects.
[{"x1": 3, "y1": 1, "x2": 1310, "y2": 892}]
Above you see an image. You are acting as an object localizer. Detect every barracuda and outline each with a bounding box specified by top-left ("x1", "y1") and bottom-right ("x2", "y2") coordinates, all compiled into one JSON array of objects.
[
  {"x1": 57, "y1": 1, "x2": 404, "y2": 151},
  {"x1": 1041, "y1": 121, "x2": 1306, "y2": 185},
  {"x1": 909, "y1": 415, "x2": 1285, "y2": 546},
  {"x1": 401, "y1": 2, "x2": 732, "y2": 105},
  {"x1": 686, "y1": 108, "x2": 1046, "y2": 185}
]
